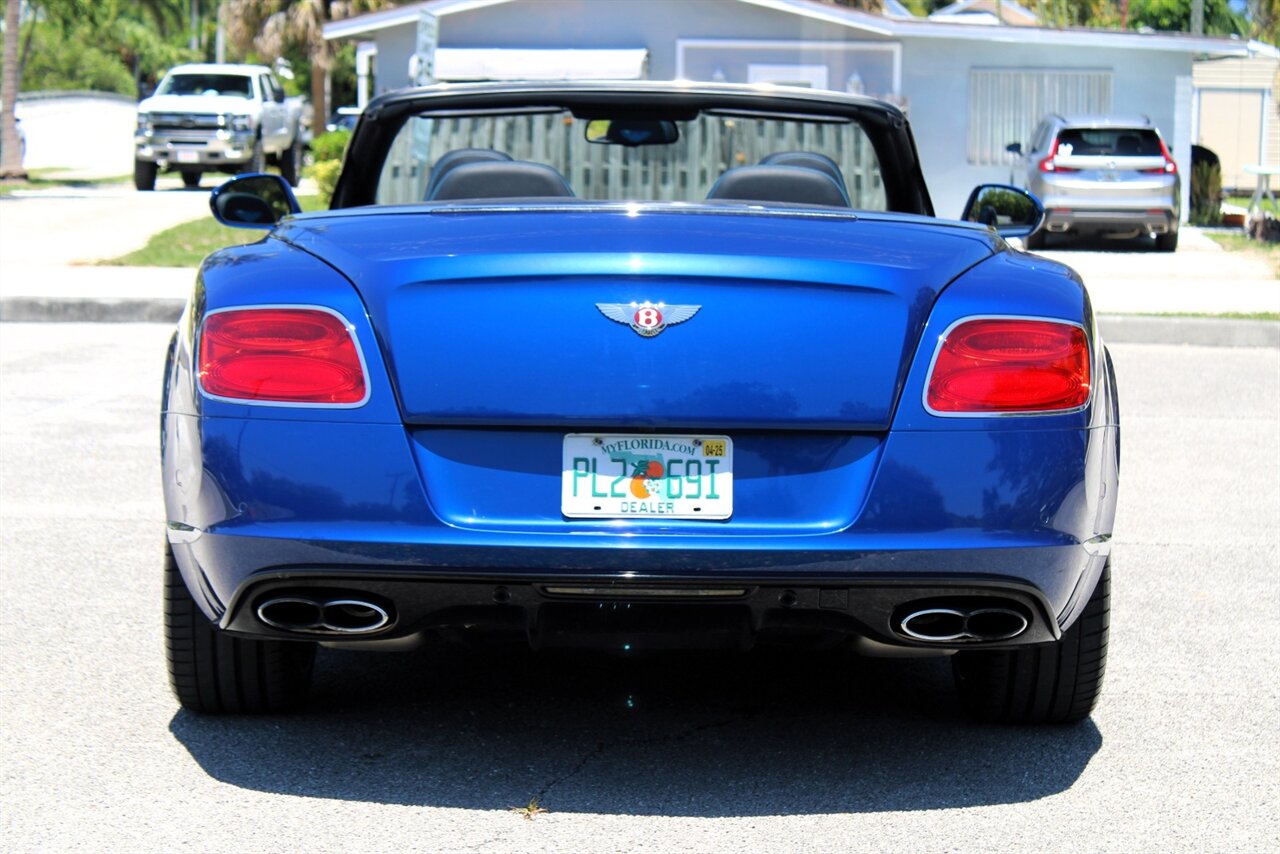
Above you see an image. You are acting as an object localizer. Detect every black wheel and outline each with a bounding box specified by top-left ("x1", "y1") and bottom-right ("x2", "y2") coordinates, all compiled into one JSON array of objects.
[
  {"x1": 1023, "y1": 229, "x2": 1047, "y2": 250},
  {"x1": 279, "y1": 134, "x2": 302, "y2": 187},
  {"x1": 181, "y1": 171, "x2": 202, "y2": 189},
  {"x1": 952, "y1": 562, "x2": 1109, "y2": 724},
  {"x1": 242, "y1": 136, "x2": 266, "y2": 174},
  {"x1": 164, "y1": 539, "x2": 315, "y2": 714},
  {"x1": 134, "y1": 158, "x2": 157, "y2": 191},
  {"x1": 1155, "y1": 231, "x2": 1178, "y2": 252}
]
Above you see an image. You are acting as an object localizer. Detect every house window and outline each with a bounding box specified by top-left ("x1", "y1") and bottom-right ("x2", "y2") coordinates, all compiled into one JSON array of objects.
[
  {"x1": 968, "y1": 68, "x2": 1113, "y2": 165},
  {"x1": 747, "y1": 63, "x2": 829, "y2": 90}
]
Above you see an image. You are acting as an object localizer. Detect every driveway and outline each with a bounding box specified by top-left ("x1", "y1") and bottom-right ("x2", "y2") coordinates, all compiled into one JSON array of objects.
[
  {"x1": 0, "y1": 182, "x2": 210, "y2": 301},
  {"x1": 1, "y1": 325, "x2": 1277, "y2": 852},
  {"x1": 1033, "y1": 228, "x2": 1278, "y2": 315}
]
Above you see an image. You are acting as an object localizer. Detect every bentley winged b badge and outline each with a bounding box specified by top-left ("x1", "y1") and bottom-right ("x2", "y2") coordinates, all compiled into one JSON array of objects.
[{"x1": 596, "y1": 301, "x2": 701, "y2": 338}]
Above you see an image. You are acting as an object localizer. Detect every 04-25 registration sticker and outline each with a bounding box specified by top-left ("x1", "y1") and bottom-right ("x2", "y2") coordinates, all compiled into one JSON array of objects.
[{"x1": 560, "y1": 434, "x2": 733, "y2": 520}]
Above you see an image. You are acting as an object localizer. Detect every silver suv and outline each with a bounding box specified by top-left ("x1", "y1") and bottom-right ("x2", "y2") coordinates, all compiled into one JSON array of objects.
[{"x1": 1012, "y1": 114, "x2": 1180, "y2": 251}]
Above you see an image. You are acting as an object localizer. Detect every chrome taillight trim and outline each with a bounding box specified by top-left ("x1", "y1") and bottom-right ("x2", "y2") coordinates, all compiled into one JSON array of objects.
[
  {"x1": 195, "y1": 304, "x2": 373, "y2": 409},
  {"x1": 920, "y1": 314, "x2": 1093, "y2": 419}
]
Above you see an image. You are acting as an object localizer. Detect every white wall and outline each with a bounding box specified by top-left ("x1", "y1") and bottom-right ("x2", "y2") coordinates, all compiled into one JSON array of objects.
[
  {"x1": 901, "y1": 40, "x2": 1191, "y2": 219},
  {"x1": 14, "y1": 95, "x2": 137, "y2": 176}
]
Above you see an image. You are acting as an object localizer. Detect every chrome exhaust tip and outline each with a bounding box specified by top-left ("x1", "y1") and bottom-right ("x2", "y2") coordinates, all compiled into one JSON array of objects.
[
  {"x1": 965, "y1": 608, "x2": 1028, "y2": 641},
  {"x1": 256, "y1": 595, "x2": 392, "y2": 635},
  {"x1": 900, "y1": 608, "x2": 968, "y2": 642},
  {"x1": 321, "y1": 599, "x2": 391, "y2": 634},
  {"x1": 257, "y1": 597, "x2": 324, "y2": 631},
  {"x1": 898, "y1": 604, "x2": 1029, "y2": 643}
]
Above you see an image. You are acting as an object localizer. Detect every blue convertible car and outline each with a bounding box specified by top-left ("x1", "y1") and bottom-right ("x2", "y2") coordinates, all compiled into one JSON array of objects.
[{"x1": 163, "y1": 82, "x2": 1117, "y2": 723}]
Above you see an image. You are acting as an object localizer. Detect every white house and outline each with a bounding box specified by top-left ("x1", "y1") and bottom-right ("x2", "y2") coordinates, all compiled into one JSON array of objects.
[{"x1": 323, "y1": 0, "x2": 1257, "y2": 217}]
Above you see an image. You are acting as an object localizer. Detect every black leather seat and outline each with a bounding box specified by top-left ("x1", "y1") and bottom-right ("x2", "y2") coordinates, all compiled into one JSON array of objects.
[
  {"x1": 759, "y1": 151, "x2": 849, "y2": 203},
  {"x1": 427, "y1": 161, "x2": 576, "y2": 201},
  {"x1": 423, "y1": 149, "x2": 512, "y2": 200},
  {"x1": 706, "y1": 164, "x2": 850, "y2": 208}
]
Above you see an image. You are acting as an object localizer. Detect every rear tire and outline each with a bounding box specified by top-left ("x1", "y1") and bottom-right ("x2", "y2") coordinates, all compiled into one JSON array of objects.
[
  {"x1": 1023, "y1": 229, "x2": 1047, "y2": 250},
  {"x1": 279, "y1": 134, "x2": 302, "y2": 187},
  {"x1": 164, "y1": 539, "x2": 315, "y2": 714},
  {"x1": 952, "y1": 562, "x2": 1109, "y2": 724},
  {"x1": 1155, "y1": 231, "x2": 1178, "y2": 252},
  {"x1": 242, "y1": 136, "x2": 266, "y2": 174},
  {"x1": 181, "y1": 170, "x2": 202, "y2": 189},
  {"x1": 134, "y1": 159, "x2": 156, "y2": 191}
]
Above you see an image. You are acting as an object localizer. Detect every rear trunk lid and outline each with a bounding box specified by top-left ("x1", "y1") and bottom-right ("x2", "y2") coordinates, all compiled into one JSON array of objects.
[{"x1": 279, "y1": 208, "x2": 994, "y2": 431}]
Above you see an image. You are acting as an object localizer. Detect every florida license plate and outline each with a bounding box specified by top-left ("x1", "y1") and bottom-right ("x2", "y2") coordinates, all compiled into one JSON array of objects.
[
  {"x1": 175, "y1": 150, "x2": 200, "y2": 163},
  {"x1": 561, "y1": 434, "x2": 733, "y2": 519}
]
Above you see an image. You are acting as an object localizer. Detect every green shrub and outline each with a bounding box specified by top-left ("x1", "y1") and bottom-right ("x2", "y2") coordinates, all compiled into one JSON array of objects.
[
  {"x1": 1190, "y1": 161, "x2": 1223, "y2": 226},
  {"x1": 309, "y1": 129, "x2": 352, "y2": 163},
  {"x1": 305, "y1": 159, "x2": 343, "y2": 205}
]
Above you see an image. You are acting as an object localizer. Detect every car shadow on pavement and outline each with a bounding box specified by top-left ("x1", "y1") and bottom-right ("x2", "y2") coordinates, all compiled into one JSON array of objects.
[
  {"x1": 1037, "y1": 233, "x2": 1159, "y2": 252},
  {"x1": 169, "y1": 643, "x2": 1101, "y2": 816}
]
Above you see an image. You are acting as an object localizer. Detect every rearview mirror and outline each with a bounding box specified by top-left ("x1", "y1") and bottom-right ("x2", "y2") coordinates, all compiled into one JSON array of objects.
[
  {"x1": 961, "y1": 183, "x2": 1044, "y2": 239},
  {"x1": 585, "y1": 118, "x2": 680, "y2": 147},
  {"x1": 209, "y1": 173, "x2": 300, "y2": 229},
  {"x1": 1005, "y1": 142, "x2": 1023, "y2": 156}
]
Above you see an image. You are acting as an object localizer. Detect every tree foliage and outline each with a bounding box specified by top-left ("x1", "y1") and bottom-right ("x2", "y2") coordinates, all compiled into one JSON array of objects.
[{"x1": 1127, "y1": 0, "x2": 1248, "y2": 35}]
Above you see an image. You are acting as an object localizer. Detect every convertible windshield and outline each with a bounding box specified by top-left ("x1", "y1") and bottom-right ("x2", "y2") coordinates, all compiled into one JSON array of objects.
[
  {"x1": 158, "y1": 74, "x2": 254, "y2": 99},
  {"x1": 375, "y1": 110, "x2": 886, "y2": 209}
]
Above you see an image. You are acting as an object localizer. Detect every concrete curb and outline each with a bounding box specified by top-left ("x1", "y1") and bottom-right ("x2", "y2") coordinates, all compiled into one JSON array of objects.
[
  {"x1": 1, "y1": 296, "x2": 1276, "y2": 348},
  {"x1": 0, "y1": 297, "x2": 184, "y2": 323},
  {"x1": 1097, "y1": 315, "x2": 1280, "y2": 349}
]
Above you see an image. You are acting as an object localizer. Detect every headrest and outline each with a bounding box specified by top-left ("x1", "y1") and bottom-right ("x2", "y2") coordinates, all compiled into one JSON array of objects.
[
  {"x1": 427, "y1": 161, "x2": 575, "y2": 202},
  {"x1": 423, "y1": 149, "x2": 513, "y2": 200},
  {"x1": 706, "y1": 164, "x2": 850, "y2": 208},
  {"x1": 760, "y1": 151, "x2": 847, "y2": 197}
]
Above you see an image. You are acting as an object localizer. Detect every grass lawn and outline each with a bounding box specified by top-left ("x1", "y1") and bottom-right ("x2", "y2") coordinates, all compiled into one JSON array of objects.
[
  {"x1": 1204, "y1": 231, "x2": 1280, "y2": 278},
  {"x1": 102, "y1": 194, "x2": 325, "y2": 267},
  {"x1": 0, "y1": 169, "x2": 133, "y2": 196}
]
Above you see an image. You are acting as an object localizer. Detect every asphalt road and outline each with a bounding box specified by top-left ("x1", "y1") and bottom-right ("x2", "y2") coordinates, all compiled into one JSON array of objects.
[{"x1": 1, "y1": 324, "x2": 1277, "y2": 852}]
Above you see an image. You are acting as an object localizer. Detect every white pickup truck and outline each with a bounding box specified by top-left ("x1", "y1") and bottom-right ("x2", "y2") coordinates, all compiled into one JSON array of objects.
[{"x1": 134, "y1": 63, "x2": 305, "y2": 191}]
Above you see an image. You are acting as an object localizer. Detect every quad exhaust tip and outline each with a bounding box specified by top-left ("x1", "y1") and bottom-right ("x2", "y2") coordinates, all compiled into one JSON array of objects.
[
  {"x1": 257, "y1": 595, "x2": 392, "y2": 635},
  {"x1": 899, "y1": 605, "x2": 1028, "y2": 643}
]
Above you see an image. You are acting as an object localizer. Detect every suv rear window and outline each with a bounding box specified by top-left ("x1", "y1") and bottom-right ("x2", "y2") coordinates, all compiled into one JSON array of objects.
[{"x1": 1056, "y1": 128, "x2": 1161, "y2": 157}]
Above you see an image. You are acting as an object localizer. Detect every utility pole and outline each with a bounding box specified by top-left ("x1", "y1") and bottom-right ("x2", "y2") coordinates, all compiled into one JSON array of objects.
[
  {"x1": 215, "y1": 1, "x2": 225, "y2": 63},
  {"x1": 189, "y1": 0, "x2": 197, "y2": 51},
  {"x1": 1191, "y1": 0, "x2": 1204, "y2": 35}
]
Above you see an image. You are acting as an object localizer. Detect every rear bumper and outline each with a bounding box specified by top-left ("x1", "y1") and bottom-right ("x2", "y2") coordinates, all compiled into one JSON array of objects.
[
  {"x1": 171, "y1": 529, "x2": 1110, "y2": 651},
  {"x1": 1043, "y1": 208, "x2": 1177, "y2": 234},
  {"x1": 220, "y1": 568, "x2": 1068, "y2": 651}
]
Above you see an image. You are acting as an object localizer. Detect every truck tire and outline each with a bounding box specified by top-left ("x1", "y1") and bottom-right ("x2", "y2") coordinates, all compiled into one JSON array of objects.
[
  {"x1": 181, "y1": 171, "x2": 202, "y2": 189},
  {"x1": 952, "y1": 562, "x2": 1110, "y2": 724},
  {"x1": 279, "y1": 134, "x2": 302, "y2": 187},
  {"x1": 1155, "y1": 231, "x2": 1178, "y2": 252},
  {"x1": 164, "y1": 539, "x2": 315, "y2": 714},
  {"x1": 242, "y1": 136, "x2": 266, "y2": 175},
  {"x1": 134, "y1": 159, "x2": 157, "y2": 191},
  {"x1": 1023, "y1": 229, "x2": 1047, "y2": 251}
]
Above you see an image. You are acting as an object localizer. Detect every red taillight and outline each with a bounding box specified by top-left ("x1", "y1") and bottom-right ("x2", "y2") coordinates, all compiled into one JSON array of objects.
[
  {"x1": 1037, "y1": 138, "x2": 1078, "y2": 173},
  {"x1": 926, "y1": 318, "x2": 1090, "y2": 414},
  {"x1": 199, "y1": 308, "x2": 367, "y2": 404},
  {"x1": 1143, "y1": 138, "x2": 1177, "y2": 174}
]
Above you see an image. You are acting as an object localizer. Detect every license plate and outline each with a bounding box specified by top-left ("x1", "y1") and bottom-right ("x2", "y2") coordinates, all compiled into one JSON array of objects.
[
  {"x1": 561, "y1": 433, "x2": 733, "y2": 520},
  {"x1": 175, "y1": 150, "x2": 200, "y2": 163}
]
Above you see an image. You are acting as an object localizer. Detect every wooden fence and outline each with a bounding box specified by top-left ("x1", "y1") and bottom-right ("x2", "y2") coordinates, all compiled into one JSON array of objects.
[{"x1": 376, "y1": 112, "x2": 885, "y2": 209}]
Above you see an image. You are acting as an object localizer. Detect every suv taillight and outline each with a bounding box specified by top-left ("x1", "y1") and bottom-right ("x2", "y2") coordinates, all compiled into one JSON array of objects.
[
  {"x1": 1142, "y1": 138, "x2": 1178, "y2": 174},
  {"x1": 198, "y1": 308, "x2": 367, "y2": 404},
  {"x1": 1038, "y1": 138, "x2": 1078, "y2": 173},
  {"x1": 925, "y1": 318, "x2": 1091, "y2": 414}
]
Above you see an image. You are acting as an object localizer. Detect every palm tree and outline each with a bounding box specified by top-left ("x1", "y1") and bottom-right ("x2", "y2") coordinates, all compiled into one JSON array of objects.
[
  {"x1": 225, "y1": 2, "x2": 388, "y2": 135},
  {"x1": 1, "y1": 0, "x2": 24, "y2": 179}
]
